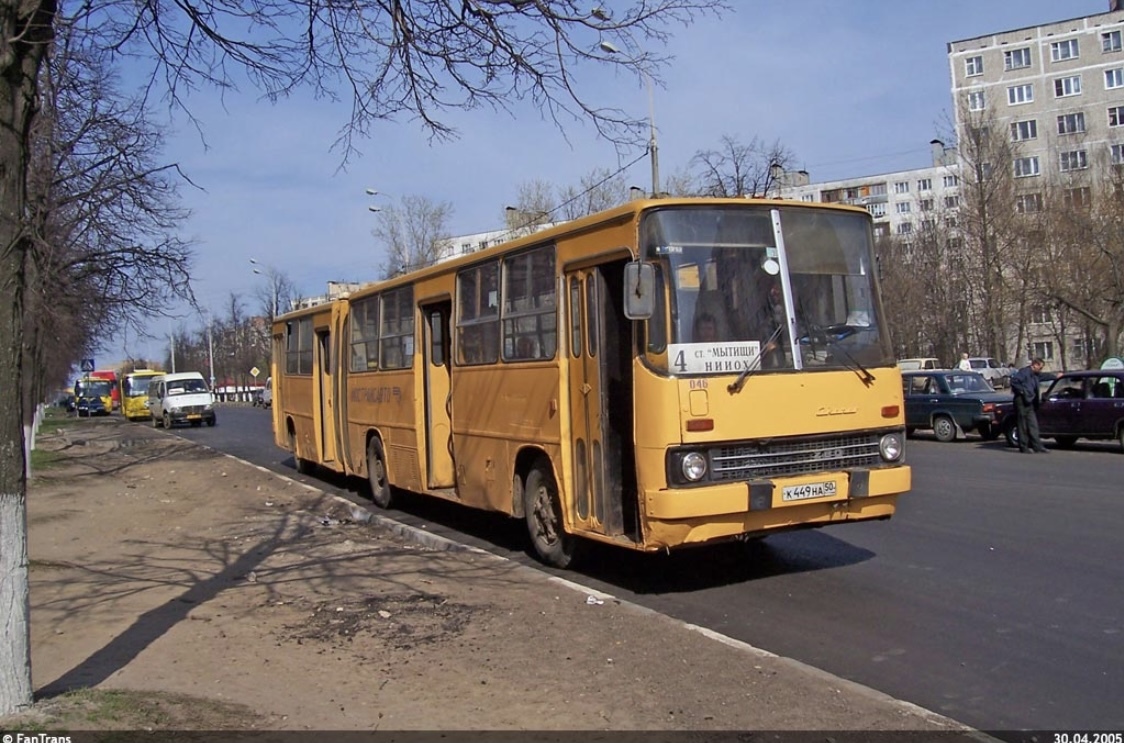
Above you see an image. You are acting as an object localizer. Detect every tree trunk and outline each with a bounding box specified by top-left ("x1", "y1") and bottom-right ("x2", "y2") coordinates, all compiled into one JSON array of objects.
[{"x1": 0, "y1": 0, "x2": 56, "y2": 715}]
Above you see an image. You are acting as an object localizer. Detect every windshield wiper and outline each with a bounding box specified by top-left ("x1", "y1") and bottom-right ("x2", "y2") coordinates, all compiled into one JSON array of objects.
[
  {"x1": 805, "y1": 321, "x2": 876, "y2": 387},
  {"x1": 728, "y1": 324, "x2": 785, "y2": 394}
]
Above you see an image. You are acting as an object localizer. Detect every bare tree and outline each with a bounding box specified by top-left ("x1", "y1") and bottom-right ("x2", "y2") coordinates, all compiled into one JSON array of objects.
[
  {"x1": 556, "y1": 168, "x2": 632, "y2": 220},
  {"x1": 505, "y1": 179, "x2": 556, "y2": 237},
  {"x1": 375, "y1": 195, "x2": 454, "y2": 278},
  {"x1": 1036, "y1": 157, "x2": 1124, "y2": 360},
  {"x1": 691, "y1": 135, "x2": 796, "y2": 198}
]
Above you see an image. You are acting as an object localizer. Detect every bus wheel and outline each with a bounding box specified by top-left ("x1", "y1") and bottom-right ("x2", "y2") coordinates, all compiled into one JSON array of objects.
[
  {"x1": 523, "y1": 459, "x2": 579, "y2": 569},
  {"x1": 289, "y1": 430, "x2": 312, "y2": 474},
  {"x1": 163, "y1": 412, "x2": 172, "y2": 430},
  {"x1": 367, "y1": 437, "x2": 393, "y2": 509}
]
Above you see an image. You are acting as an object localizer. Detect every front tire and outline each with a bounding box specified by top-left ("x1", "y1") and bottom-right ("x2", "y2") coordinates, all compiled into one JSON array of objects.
[
  {"x1": 367, "y1": 437, "x2": 393, "y2": 509},
  {"x1": 524, "y1": 458, "x2": 580, "y2": 569},
  {"x1": 933, "y1": 414, "x2": 957, "y2": 443}
]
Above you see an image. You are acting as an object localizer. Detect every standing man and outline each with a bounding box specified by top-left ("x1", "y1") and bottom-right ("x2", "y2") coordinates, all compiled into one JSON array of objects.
[
  {"x1": 958, "y1": 353, "x2": 972, "y2": 371},
  {"x1": 1010, "y1": 357, "x2": 1048, "y2": 453}
]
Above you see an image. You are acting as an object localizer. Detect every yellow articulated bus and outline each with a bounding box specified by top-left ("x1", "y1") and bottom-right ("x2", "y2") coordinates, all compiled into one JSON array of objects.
[
  {"x1": 120, "y1": 369, "x2": 163, "y2": 421},
  {"x1": 271, "y1": 198, "x2": 909, "y2": 567}
]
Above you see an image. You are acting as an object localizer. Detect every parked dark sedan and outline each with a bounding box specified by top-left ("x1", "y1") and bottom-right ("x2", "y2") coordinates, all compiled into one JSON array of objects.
[
  {"x1": 903, "y1": 370, "x2": 1014, "y2": 442},
  {"x1": 1002, "y1": 369, "x2": 1124, "y2": 450}
]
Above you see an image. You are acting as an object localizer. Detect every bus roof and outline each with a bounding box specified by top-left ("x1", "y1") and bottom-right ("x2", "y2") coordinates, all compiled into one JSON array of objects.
[{"x1": 274, "y1": 197, "x2": 871, "y2": 322}]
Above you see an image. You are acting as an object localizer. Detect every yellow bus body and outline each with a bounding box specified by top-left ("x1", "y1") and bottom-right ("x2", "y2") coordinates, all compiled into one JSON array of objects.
[
  {"x1": 120, "y1": 370, "x2": 163, "y2": 420},
  {"x1": 271, "y1": 198, "x2": 909, "y2": 565}
]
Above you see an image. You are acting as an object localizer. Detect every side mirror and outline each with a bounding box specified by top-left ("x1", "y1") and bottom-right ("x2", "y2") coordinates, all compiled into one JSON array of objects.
[{"x1": 623, "y1": 261, "x2": 656, "y2": 320}]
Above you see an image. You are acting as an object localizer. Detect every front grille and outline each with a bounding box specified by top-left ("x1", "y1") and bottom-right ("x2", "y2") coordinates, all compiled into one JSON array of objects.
[
  {"x1": 710, "y1": 432, "x2": 884, "y2": 481},
  {"x1": 179, "y1": 405, "x2": 206, "y2": 415}
]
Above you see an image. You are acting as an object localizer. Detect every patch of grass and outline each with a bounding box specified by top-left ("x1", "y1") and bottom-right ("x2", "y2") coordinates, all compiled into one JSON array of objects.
[
  {"x1": 30, "y1": 447, "x2": 66, "y2": 470},
  {"x1": 0, "y1": 688, "x2": 268, "y2": 733}
]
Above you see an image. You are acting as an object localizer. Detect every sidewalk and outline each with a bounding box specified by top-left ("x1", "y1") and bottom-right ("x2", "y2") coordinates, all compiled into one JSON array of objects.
[{"x1": 15, "y1": 417, "x2": 977, "y2": 734}]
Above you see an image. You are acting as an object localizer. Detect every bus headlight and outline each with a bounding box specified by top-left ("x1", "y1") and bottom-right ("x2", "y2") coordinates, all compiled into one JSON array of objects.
[
  {"x1": 681, "y1": 451, "x2": 708, "y2": 482},
  {"x1": 879, "y1": 432, "x2": 904, "y2": 462}
]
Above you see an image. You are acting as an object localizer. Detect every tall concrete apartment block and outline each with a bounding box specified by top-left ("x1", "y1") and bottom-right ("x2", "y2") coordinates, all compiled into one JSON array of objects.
[{"x1": 948, "y1": 3, "x2": 1124, "y2": 189}]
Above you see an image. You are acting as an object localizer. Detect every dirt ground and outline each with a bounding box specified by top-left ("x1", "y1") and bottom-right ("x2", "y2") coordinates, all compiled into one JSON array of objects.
[{"x1": 4, "y1": 415, "x2": 977, "y2": 734}]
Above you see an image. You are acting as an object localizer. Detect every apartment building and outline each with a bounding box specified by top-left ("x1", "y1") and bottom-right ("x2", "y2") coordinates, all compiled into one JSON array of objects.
[
  {"x1": 948, "y1": 4, "x2": 1124, "y2": 194},
  {"x1": 775, "y1": 140, "x2": 960, "y2": 242}
]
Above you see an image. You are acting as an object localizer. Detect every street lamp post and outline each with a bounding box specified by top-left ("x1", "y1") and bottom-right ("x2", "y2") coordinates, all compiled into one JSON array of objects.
[
  {"x1": 599, "y1": 40, "x2": 659, "y2": 198},
  {"x1": 249, "y1": 258, "x2": 280, "y2": 318}
]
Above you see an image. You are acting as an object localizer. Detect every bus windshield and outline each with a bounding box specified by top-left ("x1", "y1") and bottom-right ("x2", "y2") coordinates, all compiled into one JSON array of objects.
[
  {"x1": 122, "y1": 375, "x2": 155, "y2": 397},
  {"x1": 640, "y1": 205, "x2": 895, "y2": 376},
  {"x1": 75, "y1": 379, "x2": 113, "y2": 398}
]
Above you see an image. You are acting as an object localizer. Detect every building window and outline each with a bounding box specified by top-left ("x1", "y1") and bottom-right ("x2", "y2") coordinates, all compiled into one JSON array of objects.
[
  {"x1": 894, "y1": 181, "x2": 909, "y2": 194},
  {"x1": 917, "y1": 178, "x2": 932, "y2": 191},
  {"x1": 1014, "y1": 156, "x2": 1040, "y2": 178},
  {"x1": 1110, "y1": 105, "x2": 1124, "y2": 127},
  {"x1": 801, "y1": 194, "x2": 815, "y2": 202},
  {"x1": 1057, "y1": 112, "x2": 1086, "y2": 135},
  {"x1": 1060, "y1": 150, "x2": 1088, "y2": 172},
  {"x1": 1011, "y1": 119, "x2": 1038, "y2": 141},
  {"x1": 1007, "y1": 84, "x2": 1034, "y2": 105},
  {"x1": 1107, "y1": 68, "x2": 1124, "y2": 89},
  {"x1": 1054, "y1": 75, "x2": 1082, "y2": 97},
  {"x1": 1016, "y1": 193, "x2": 1043, "y2": 213},
  {"x1": 965, "y1": 55, "x2": 983, "y2": 76},
  {"x1": 943, "y1": 174, "x2": 960, "y2": 188},
  {"x1": 1112, "y1": 143, "x2": 1124, "y2": 166},
  {"x1": 1005, "y1": 47, "x2": 1032, "y2": 70},
  {"x1": 920, "y1": 219, "x2": 936, "y2": 231},
  {"x1": 967, "y1": 90, "x2": 986, "y2": 111},
  {"x1": 873, "y1": 224, "x2": 889, "y2": 238},
  {"x1": 1051, "y1": 39, "x2": 1079, "y2": 62},
  {"x1": 1104, "y1": 30, "x2": 1123, "y2": 53},
  {"x1": 945, "y1": 196, "x2": 960, "y2": 209},
  {"x1": 1032, "y1": 341, "x2": 1055, "y2": 361},
  {"x1": 919, "y1": 198, "x2": 934, "y2": 212},
  {"x1": 1064, "y1": 187, "x2": 1092, "y2": 209},
  {"x1": 896, "y1": 222, "x2": 912, "y2": 235},
  {"x1": 867, "y1": 203, "x2": 886, "y2": 218},
  {"x1": 1031, "y1": 305, "x2": 1052, "y2": 324},
  {"x1": 896, "y1": 202, "x2": 911, "y2": 214},
  {"x1": 948, "y1": 236, "x2": 963, "y2": 249}
]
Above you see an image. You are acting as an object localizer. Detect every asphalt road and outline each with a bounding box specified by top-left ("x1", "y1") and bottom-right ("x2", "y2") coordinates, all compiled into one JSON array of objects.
[{"x1": 176, "y1": 405, "x2": 1124, "y2": 732}]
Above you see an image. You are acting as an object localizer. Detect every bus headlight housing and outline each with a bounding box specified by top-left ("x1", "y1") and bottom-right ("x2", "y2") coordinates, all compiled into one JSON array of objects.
[
  {"x1": 680, "y1": 451, "x2": 708, "y2": 482},
  {"x1": 879, "y1": 432, "x2": 904, "y2": 462}
]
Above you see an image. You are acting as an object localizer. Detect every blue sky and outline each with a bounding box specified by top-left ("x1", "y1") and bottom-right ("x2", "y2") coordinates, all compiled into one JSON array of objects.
[{"x1": 114, "y1": 0, "x2": 1110, "y2": 364}]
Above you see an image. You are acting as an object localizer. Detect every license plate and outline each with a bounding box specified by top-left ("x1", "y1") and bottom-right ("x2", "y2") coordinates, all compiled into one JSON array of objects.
[
  {"x1": 782, "y1": 480, "x2": 837, "y2": 502},
  {"x1": 187, "y1": 414, "x2": 202, "y2": 420}
]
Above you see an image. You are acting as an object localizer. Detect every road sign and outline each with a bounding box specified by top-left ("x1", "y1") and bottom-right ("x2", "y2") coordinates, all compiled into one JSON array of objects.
[
  {"x1": 250, "y1": 366, "x2": 260, "y2": 378},
  {"x1": 80, "y1": 358, "x2": 95, "y2": 372},
  {"x1": 1101, "y1": 357, "x2": 1124, "y2": 370}
]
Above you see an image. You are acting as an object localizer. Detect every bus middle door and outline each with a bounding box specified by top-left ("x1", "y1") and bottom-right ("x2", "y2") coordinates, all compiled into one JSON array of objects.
[{"x1": 565, "y1": 266, "x2": 625, "y2": 537}]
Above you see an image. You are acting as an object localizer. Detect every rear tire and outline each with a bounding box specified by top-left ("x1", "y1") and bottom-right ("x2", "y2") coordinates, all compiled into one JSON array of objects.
[
  {"x1": 367, "y1": 437, "x2": 393, "y2": 509},
  {"x1": 933, "y1": 414, "x2": 957, "y2": 443},
  {"x1": 524, "y1": 458, "x2": 580, "y2": 569}
]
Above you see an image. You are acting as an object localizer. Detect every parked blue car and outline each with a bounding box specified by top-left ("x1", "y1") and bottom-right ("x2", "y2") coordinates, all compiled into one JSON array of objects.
[{"x1": 903, "y1": 370, "x2": 1014, "y2": 442}]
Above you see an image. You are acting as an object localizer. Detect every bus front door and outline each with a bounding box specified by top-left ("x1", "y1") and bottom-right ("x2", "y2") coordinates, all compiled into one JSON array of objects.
[
  {"x1": 422, "y1": 301, "x2": 455, "y2": 488},
  {"x1": 565, "y1": 264, "x2": 631, "y2": 538}
]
